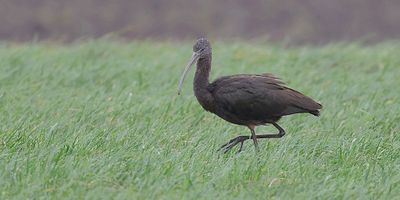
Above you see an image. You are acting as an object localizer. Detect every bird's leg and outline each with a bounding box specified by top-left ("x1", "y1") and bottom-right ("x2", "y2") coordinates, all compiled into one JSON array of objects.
[
  {"x1": 256, "y1": 122, "x2": 286, "y2": 139},
  {"x1": 238, "y1": 140, "x2": 244, "y2": 153},
  {"x1": 218, "y1": 123, "x2": 286, "y2": 153},
  {"x1": 248, "y1": 125, "x2": 259, "y2": 152}
]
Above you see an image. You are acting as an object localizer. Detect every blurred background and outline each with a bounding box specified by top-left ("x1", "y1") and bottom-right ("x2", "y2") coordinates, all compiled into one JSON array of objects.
[{"x1": 1, "y1": 0, "x2": 400, "y2": 44}]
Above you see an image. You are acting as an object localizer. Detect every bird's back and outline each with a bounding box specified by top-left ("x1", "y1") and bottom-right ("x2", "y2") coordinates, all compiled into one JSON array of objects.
[{"x1": 207, "y1": 73, "x2": 322, "y2": 125}]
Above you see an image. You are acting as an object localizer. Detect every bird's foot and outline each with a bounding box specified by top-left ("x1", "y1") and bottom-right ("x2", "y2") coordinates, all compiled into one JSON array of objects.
[{"x1": 218, "y1": 136, "x2": 249, "y2": 153}]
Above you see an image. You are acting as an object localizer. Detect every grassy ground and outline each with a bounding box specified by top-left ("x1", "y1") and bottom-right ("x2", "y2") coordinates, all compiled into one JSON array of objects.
[{"x1": 0, "y1": 39, "x2": 399, "y2": 199}]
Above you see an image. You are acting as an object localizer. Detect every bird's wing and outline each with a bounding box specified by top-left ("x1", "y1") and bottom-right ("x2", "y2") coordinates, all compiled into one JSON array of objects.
[
  {"x1": 210, "y1": 73, "x2": 286, "y2": 88},
  {"x1": 209, "y1": 74, "x2": 321, "y2": 120}
]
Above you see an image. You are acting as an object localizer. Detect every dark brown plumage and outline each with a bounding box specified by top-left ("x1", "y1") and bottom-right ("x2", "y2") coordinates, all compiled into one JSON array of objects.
[{"x1": 178, "y1": 38, "x2": 322, "y2": 153}]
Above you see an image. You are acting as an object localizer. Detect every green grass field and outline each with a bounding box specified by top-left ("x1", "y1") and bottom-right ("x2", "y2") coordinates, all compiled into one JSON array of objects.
[{"x1": 0, "y1": 40, "x2": 399, "y2": 199}]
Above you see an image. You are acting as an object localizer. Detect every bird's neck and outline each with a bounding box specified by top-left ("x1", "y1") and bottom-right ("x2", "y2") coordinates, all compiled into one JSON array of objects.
[
  {"x1": 193, "y1": 56, "x2": 214, "y2": 111},
  {"x1": 194, "y1": 57, "x2": 211, "y2": 89}
]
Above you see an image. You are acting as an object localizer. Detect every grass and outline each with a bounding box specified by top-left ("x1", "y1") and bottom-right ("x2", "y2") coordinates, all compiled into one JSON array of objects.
[{"x1": 0, "y1": 39, "x2": 399, "y2": 199}]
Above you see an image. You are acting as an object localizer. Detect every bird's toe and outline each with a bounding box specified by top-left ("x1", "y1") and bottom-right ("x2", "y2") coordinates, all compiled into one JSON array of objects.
[{"x1": 218, "y1": 135, "x2": 249, "y2": 153}]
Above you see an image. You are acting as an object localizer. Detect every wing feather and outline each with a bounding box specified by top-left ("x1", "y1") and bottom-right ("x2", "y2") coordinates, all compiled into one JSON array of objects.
[{"x1": 209, "y1": 74, "x2": 321, "y2": 120}]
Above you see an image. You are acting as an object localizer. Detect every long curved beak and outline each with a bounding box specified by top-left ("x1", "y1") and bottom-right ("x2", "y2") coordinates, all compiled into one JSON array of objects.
[{"x1": 177, "y1": 52, "x2": 200, "y2": 95}]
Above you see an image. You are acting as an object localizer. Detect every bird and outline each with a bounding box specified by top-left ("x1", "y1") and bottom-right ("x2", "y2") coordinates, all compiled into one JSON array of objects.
[{"x1": 177, "y1": 38, "x2": 322, "y2": 153}]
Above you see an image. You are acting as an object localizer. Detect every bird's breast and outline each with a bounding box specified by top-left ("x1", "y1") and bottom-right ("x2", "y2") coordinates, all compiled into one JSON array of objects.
[{"x1": 194, "y1": 90, "x2": 215, "y2": 112}]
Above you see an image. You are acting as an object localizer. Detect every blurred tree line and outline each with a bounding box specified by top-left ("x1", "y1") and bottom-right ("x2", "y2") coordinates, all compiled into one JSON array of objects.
[{"x1": 1, "y1": 0, "x2": 399, "y2": 44}]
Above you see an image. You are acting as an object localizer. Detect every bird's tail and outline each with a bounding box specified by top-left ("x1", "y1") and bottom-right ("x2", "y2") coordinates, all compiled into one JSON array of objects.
[{"x1": 309, "y1": 110, "x2": 320, "y2": 116}]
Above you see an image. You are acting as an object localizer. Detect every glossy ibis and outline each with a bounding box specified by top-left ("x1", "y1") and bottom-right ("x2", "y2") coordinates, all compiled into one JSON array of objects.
[{"x1": 177, "y1": 38, "x2": 322, "y2": 153}]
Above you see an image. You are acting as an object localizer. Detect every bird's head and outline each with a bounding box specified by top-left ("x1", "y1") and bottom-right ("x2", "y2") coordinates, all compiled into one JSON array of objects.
[
  {"x1": 193, "y1": 38, "x2": 212, "y2": 58},
  {"x1": 177, "y1": 38, "x2": 212, "y2": 95}
]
